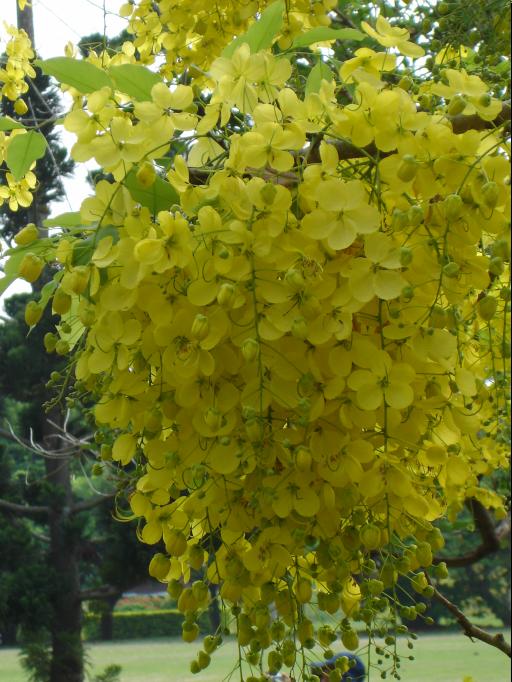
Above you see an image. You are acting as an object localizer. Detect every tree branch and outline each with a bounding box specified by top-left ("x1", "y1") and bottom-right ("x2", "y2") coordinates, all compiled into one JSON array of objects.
[
  {"x1": 71, "y1": 493, "x2": 115, "y2": 515},
  {"x1": 308, "y1": 101, "x2": 511, "y2": 164},
  {"x1": 435, "y1": 500, "x2": 509, "y2": 568},
  {"x1": 78, "y1": 586, "x2": 120, "y2": 602},
  {"x1": 431, "y1": 583, "x2": 511, "y2": 657},
  {"x1": 0, "y1": 497, "x2": 50, "y2": 517}
]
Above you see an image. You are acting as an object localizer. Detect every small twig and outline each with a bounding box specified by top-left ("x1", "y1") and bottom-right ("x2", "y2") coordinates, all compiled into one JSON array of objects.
[
  {"x1": 71, "y1": 493, "x2": 115, "y2": 515},
  {"x1": 431, "y1": 583, "x2": 511, "y2": 657}
]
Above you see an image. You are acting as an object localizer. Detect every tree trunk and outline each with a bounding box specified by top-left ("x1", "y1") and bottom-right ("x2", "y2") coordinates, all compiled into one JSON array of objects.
[
  {"x1": 99, "y1": 596, "x2": 118, "y2": 641},
  {"x1": 43, "y1": 412, "x2": 84, "y2": 682},
  {"x1": 1, "y1": 621, "x2": 18, "y2": 646},
  {"x1": 16, "y1": 2, "x2": 35, "y2": 46},
  {"x1": 13, "y1": 5, "x2": 83, "y2": 680},
  {"x1": 208, "y1": 584, "x2": 221, "y2": 634}
]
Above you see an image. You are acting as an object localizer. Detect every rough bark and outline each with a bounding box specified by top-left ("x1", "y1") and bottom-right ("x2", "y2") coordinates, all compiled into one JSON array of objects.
[
  {"x1": 43, "y1": 410, "x2": 84, "y2": 682},
  {"x1": 99, "y1": 596, "x2": 119, "y2": 642}
]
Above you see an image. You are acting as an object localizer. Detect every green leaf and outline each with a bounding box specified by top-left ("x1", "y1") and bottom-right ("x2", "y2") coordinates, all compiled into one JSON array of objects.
[
  {"x1": 0, "y1": 271, "x2": 17, "y2": 297},
  {"x1": 44, "y1": 211, "x2": 83, "y2": 228},
  {"x1": 71, "y1": 226, "x2": 119, "y2": 266},
  {"x1": 108, "y1": 64, "x2": 162, "y2": 102},
  {"x1": 38, "y1": 277, "x2": 60, "y2": 312},
  {"x1": 305, "y1": 61, "x2": 333, "y2": 96},
  {"x1": 36, "y1": 57, "x2": 112, "y2": 94},
  {"x1": 292, "y1": 27, "x2": 365, "y2": 49},
  {"x1": 124, "y1": 169, "x2": 179, "y2": 215},
  {"x1": 0, "y1": 116, "x2": 25, "y2": 131},
  {"x1": 6, "y1": 131, "x2": 47, "y2": 181},
  {"x1": 222, "y1": 0, "x2": 285, "y2": 58},
  {"x1": 60, "y1": 295, "x2": 85, "y2": 351}
]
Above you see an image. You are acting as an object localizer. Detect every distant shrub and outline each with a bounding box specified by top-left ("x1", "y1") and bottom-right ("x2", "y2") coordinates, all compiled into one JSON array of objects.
[{"x1": 83, "y1": 609, "x2": 210, "y2": 641}]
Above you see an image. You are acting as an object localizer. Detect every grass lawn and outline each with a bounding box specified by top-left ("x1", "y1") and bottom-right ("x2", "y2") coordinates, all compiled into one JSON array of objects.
[{"x1": 0, "y1": 631, "x2": 510, "y2": 682}]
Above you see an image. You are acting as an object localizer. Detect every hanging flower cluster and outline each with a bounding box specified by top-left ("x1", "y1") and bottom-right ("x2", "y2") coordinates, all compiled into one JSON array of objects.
[
  {"x1": 1, "y1": 2, "x2": 510, "y2": 680},
  {"x1": 0, "y1": 23, "x2": 39, "y2": 212},
  {"x1": 119, "y1": 0, "x2": 336, "y2": 74}
]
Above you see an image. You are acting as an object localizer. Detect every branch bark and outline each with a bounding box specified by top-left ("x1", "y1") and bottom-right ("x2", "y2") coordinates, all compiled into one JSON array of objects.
[
  {"x1": 431, "y1": 584, "x2": 511, "y2": 657},
  {"x1": 78, "y1": 586, "x2": 120, "y2": 602},
  {"x1": 0, "y1": 497, "x2": 49, "y2": 516},
  {"x1": 434, "y1": 500, "x2": 510, "y2": 568},
  {"x1": 308, "y1": 101, "x2": 511, "y2": 164},
  {"x1": 71, "y1": 493, "x2": 115, "y2": 515}
]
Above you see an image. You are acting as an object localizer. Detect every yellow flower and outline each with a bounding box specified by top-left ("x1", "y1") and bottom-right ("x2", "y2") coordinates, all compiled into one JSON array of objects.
[
  {"x1": 302, "y1": 179, "x2": 380, "y2": 249},
  {"x1": 347, "y1": 355, "x2": 416, "y2": 410},
  {"x1": 340, "y1": 47, "x2": 396, "y2": 84},
  {"x1": 431, "y1": 69, "x2": 502, "y2": 121},
  {"x1": 0, "y1": 171, "x2": 35, "y2": 211},
  {"x1": 361, "y1": 15, "x2": 425, "y2": 58},
  {"x1": 241, "y1": 122, "x2": 305, "y2": 172}
]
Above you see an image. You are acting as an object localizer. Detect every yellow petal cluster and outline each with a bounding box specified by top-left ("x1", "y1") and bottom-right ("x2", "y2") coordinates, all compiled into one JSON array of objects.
[{"x1": 1, "y1": 8, "x2": 510, "y2": 680}]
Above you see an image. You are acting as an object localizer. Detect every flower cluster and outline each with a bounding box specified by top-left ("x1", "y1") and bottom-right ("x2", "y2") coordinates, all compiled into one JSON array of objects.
[
  {"x1": 119, "y1": 0, "x2": 336, "y2": 74},
  {"x1": 2, "y1": 5, "x2": 510, "y2": 680},
  {"x1": 0, "y1": 23, "x2": 36, "y2": 102}
]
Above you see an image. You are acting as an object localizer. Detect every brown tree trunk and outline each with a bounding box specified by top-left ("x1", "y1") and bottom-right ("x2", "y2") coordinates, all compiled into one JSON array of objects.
[
  {"x1": 15, "y1": 3, "x2": 84, "y2": 678},
  {"x1": 43, "y1": 413, "x2": 84, "y2": 682},
  {"x1": 99, "y1": 595, "x2": 119, "y2": 641}
]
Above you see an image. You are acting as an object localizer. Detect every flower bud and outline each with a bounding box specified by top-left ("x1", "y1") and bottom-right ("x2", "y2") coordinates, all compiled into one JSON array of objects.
[
  {"x1": 166, "y1": 529, "x2": 188, "y2": 557},
  {"x1": 191, "y1": 313, "x2": 209, "y2": 340},
  {"x1": 55, "y1": 339, "x2": 70, "y2": 355},
  {"x1": 260, "y1": 183, "x2": 278, "y2": 205},
  {"x1": 52, "y1": 287, "x2": 72, "y2": 315},
  {"x1": 79, "y1": 307, "x2": 96, "y2": 327},
  {"x1": 397, "y1": 155, "x2": 418, "y2": 182},
  {"x1": 14, "y1": 99, "x2": 28, "y2": 115},
  {"x1": 217, "y1": 282, "x2": 236, "y2": 307},
  {"x1": 241, "y1": 338, "x2": 259, "y2": 362},
  {"x1": 399, "y1": 247, "x2": 413, "y2": 266},
  {"x1": 25, "y1": 300, "x2": 43, "y2": 326},
  {"x1": 447, "y1": 94, "x2": 466, "y2": 116},
  {"x1": 478, "y1": 295, "x2": 498, "y2": 321},
  {"x1": 19, "y1": 253, "x2": 44, "y2": 282},
  {"x1": 430, "y1": 305, "x2": 447, "y2": 328},
  {"x1": 291, "y1": 316, "x2": 308, "y2": 339},
  {"x1": 67, "y1": 266, "x2": 90, "y2": 295},
  {"x1": 44, "y1": 332, "x2": 57, "y2": 352},
  {"x1": 284, "y1": 268, "x2": 305, "y2": 291},
  {"x1": 149, "y1": 553, "x2": 171, "y2": 580},
  {"x1": 295, "y1": 446, "x2": 312, "y2": 472},
  {"x1": 442, "y1": 262, "x2": 460, "y2": 278},
  {"x1": 14, "y1": 223, "x2": 38, "y2": 246},
  {"x1": 398, "y1": 76, "x2": 413, "y2": 91},
  {"x1": 443, "y1": 193, "x2": 463, "y2": 221},
  {"x1": 481, "y1": 181, "x2": 499, "y2": 208},
  {"x1": 407, "y1": 205, "x2": 424, "y2": 226},
  {"x1": 203, "y1": 407, "x2": 222, "y2": 431}
]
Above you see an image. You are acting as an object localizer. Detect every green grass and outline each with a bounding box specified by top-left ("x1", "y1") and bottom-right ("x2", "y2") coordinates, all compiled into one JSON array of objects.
[{"x1": 0, "y1": 631, "x2": 510, "y2": 682}]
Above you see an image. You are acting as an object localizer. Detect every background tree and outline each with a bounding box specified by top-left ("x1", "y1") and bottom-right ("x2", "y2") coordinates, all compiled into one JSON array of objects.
[{"x1": 0, "y1": 1, "x2": 510, "y2": 681}]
